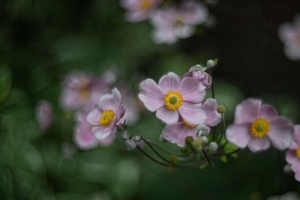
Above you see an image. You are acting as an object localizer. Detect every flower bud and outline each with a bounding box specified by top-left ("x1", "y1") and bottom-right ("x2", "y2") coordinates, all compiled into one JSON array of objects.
[
  {"x1": 133, "y1": 134, "x2": 141, "y2": 142},
  {"x1": 283, "y1": 164, "x2": 292, "y2": 173},
  {"x1": 120, "y1": 130, "x2": 130, "y2": 140},
  {"x1": 207, "y1": 60, "x2": 215, "y2": 68},
  {"x1": 192, "y1": 139, "x2": 202, "y2": 147},
  {"x1": 201, "y1": 136, "x2": 209, "y2": 143},
  {"x1": 209, "y1": 142, "x2": 218, "y2": 152},
  {"x1": 124, "y1": 139, "x2": 137, "y2": 150},
  {"x1": 197, "y1": 124, "x2": 210, "y2": 136},
  {"x1": 170, "y1": 154, "x2": 178, "y2": 163},
  {"x1": 217, "y1": 105, "x2": 226, "y2": 114},
  {"x1": 185, "y1": 136, "x2": 194, "y2": 144}
]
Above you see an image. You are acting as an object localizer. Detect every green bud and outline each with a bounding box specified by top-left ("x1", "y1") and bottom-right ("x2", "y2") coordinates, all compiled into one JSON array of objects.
[
  {"x1": 217, "y1": 105, "x2": 226, "y2": 114},
  {"x1": 185, "y1": 136, "x2": 194, "y2": 144}
]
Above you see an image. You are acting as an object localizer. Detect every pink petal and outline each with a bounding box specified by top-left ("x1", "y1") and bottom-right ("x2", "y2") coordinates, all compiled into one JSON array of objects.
[
  {"x1": 158, "y1": 72, "x2": 181, "y2": 93},
  {"x1": 74, "y1": 124, "x2": 98, "y2": 150},
  {"x1": 86, "y1": 107, "x2": 102, "y2": 125},
  {"x1": 139, "y1": 79, "x2": 165, "y2": 111},
  {"x1": 268, "y1": 116, "x2": 293, "y2": 150},
  {"x1": 98, "y1": 88, "x2": 122, "y2": 112},
  {"x1": 290, "y1": 141, "x2": 299, "y2": 151},
  {"x1": 203, "y1": 98, "x2": 218, "y2": 112},
  {"x1": 125, "y1": 11, "x2": 149, "y2": 22},
  {"x1": 247, "y1": 137, "x2": 271, "y2": 152},
  {"x1": 178, "y1": 77, "x2": 206, "y2": 103},
  {"x1": 293, "y1": 125, "x2": 300, "y2": 145},
  {"x1": 92, "y1": 126, "x2": 111, "y2": 140},
  {"x1": 205, "y1": 111, "x2": 222, "y2": 127},
  {"x1": 177, "y1": 102, "x2": 206, "y2": 125},
  {"x1": 286, "y1": 150, "x2": 298, "y2": 164},
  {"x1": 156, "y1": 107, "x2": 179, "y2": 125},
  {"x1": 98, "y1": 131, "x2": 116, "y2": 146},
  {"x1": 258, "y1": 105, "x2": 278, "y2": 120},
  {"x1": 225, "y1": 123, "x2": 252, "y2": 148},
  {"x1": 234, "y1": 98, "x2": 261, "y2": 124}
]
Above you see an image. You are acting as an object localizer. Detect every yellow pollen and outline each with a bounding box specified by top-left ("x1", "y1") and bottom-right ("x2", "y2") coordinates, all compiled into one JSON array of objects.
[
  {"x1": 139, "y1": 0, "x2": 152, "y2": 10},
  {"x1": 80, "y1": 88, "x2": 89, "y2": 99},
  {"x1": 296, "y1": 147, "x2": 300, "y2": 158},
  {"x1": 250, "y1": 118, "x2": 270, "y2": 138},
  {"x1": 164, "y1": 90, "x2": 183, "y2": 110},
  {"x1": 99, "y1": 110, "x2": 115, "y2": 125},
  {"x1": 174, "y1": 18, "x2": 183, "y2": 25},
  {"x1": 183, "y1": 119, "x2": 197, "y2": 129}
]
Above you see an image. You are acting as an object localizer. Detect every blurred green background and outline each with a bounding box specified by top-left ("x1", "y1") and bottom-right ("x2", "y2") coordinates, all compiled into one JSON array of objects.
[{"x1": 1, "y1": 0, "x2": 300, "y2": 199}]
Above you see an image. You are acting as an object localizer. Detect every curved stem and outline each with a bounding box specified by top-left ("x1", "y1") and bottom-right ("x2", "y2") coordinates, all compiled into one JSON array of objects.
[
  {"x1": 144, "y1": 139, "x2": 187, "y2": 157},
  {"x1": 137, "y1": 146, "x2": 169, "y2": 166},
  {"x1": 214, "y1": 148, "x2": 240, "y2": 156},
  {"x1": 217, "y1": 113, "x2": 226, "y2": 144}
]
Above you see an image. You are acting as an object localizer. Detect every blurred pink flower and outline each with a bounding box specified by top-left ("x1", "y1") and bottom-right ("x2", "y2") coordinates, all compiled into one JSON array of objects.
[
  {"x1": 138, "y1": 72, "x2": 206, "y2": 125},
  {"x1": 203, "y1": 98, "x2": 222, "y2": 126},
  {"x1": 278, "y1": 14, "x2": 300, "y2": 61},
  {"x1": 86, "y1": 88, "x2": 125, "y2": 140},
  {"x1": 183, "y1": 65, "x2": 212, "y2": 88},
  {"x1": 120, "y1": 0, "x2": 161, "y2": 22},
  {"x1": 151, "y1": 1, "x2": 208, "y2": 44},
  {"x1": 60, "y1": 70, "x2": 111, "y2": 111},
  {"x1": 74, "y1": 108, "x2": 115, "y2": 150},
  {"x1": 286, "y1": 125, "x2": 300, "y2": 181},
  {"x1": 36, "y1": 100, "x2": 53, "y2": 132},
  {"x1": 226, "y1": 98, "x2": 293, "y2": 152}
]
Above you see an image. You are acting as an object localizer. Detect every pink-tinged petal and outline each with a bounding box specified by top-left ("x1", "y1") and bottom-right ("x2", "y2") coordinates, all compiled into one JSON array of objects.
[
  {"x1": 98, "y1": 88, "x2": 122, "y2": 112},
  {"x1": 226, "y1": 123, "x2": 252, "y2": 148},
  {"x1": 173, "y1": 24, "x2": 194, "y2": 39},
  {"x1": 205, "y1": 111, "x2": 222, "y2": 127},
  {"x1": 290, "y1": 141, "x2": 299, "y2": 151},
  {"x1": 258, "y1": 105, "x2": 278, "y2": 120},
  {"x1": 91, "y1": 126, "x2": 111, "y2": 140},
  {"x1": 295, "y1": 171, "x2": 300, "y2": 182},
  {"x1": 177, "y1": 102, "x2": 206, "y2": 125},
  {"x1": 86, "y1": 107, "x2": 102, "y2": 125},
  {"x1": 152, "y1": 27, "x2": 177, "y2": 44},
  {"x1": 247, "y1": 137, "x2": 271, "y2": 152},
  {"x1": 286, "y1": 150, "x2": 298, "y2": 164},
  {"x1": 156, "y1": 107, "x2": 179, "y2": 125},
  {"x1": 158, "y1": 72, "x2": 181, "y2": 93},
  {"x1": 125, "y1": 11, "x2": 149, "y2": 22},
  {"x1": 162, "y1": 122, "x2": 197, "y2": 147},
  {"x1": 291, "y1": 160, "x2": 300, "y2": 175},
  {"x1": 293, "y1": 125, "x2": 300, "y2": 145},
  {"x1": 98, "y1": 131, "x2": 116, "y2": 146},
  {"x1": 234, "y1": 98, "x2": 261, "y2": 124},
  {"x1": 203, "y1": 98, "x2": 218, "y2": 112},
  {"x1": 139, "y1": 79, "x2": 165, "y2": 111},
  {"x1": 178, "y1": 77, "x2": 206, "y2": 103},
  {"x1": 268, "y1": 116, "x2": 293, "y2": 150},
  {"x1": 74, "y1": 124, "x2": 98, "y2": 150}
]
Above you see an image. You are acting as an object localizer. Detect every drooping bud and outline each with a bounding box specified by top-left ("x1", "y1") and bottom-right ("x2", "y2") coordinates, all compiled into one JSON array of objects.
[
  {"x1": 197, "y1": 124, "x2": 210, "y2": 136},
  {"x1": 124, "y1": 139, "x2": 137, "y2": 150},
  {"x1": 132, "y1": 134, "x2": 141, "y2": 142},
  {"x1": 283, "y1": 164, "x2": 292, "y2": 173},
  {"x1": 170, "y1": 154, "x2": 178, "y2": 163},
  {"x1": 206, "y1": 60, "x2": 215, "y2": 68},
  {"x1": 217, "y1": 105, "x2": 226, "y2": 114},
  {"x1": 201, "y1": 136, "x2": 209, "y2": 143},
  {"x1": 209, "y1": 142, "x2": 218, "y2": 152},
  {"x1": 192, "y1": 139, "x2": 202, "y2": 148},
  {"x1": 120, "y1": 130, "x2": 130, "y2": 140},
  {"x1": 185, "y1": 136, "x2": 194, "y2": 145}
]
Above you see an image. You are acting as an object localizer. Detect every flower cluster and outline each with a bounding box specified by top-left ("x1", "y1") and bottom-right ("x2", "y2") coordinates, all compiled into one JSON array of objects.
[
  {"x1": 120, "y1": 0, "x2": 215, "y2": 44},
  {"x1": 278, "y1": 13, "x2": 300, "y2": 61}
]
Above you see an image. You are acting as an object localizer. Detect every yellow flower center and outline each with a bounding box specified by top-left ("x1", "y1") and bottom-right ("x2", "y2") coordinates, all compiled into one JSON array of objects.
[
  {"x1": 164, "y1": 90, "x2": 183, "y2": 110},
  {"x1": 139, "y1": 0, "x2": 152, "y2": 10},
  {"x1": 99, "y1": 110, "x2": 115, "y2": 125},
  {"x1": 183, "y1": 119, "x2": 197, "y2": 129},
  {"x1": 80, "y1": 88, "x2": 89, "y2": 99},
  {"x1": 296, "y1": 147, "x2": 300, "y2": 158},
  {"x1": 250, "y1": 118, "x2": 270, "y2": 138},
  {"x1": 174, "y1": 18, "x2": 183, "y2": 26},
  {"x1": 79, "y1": 78, "x2": 89, "y2": 99}
]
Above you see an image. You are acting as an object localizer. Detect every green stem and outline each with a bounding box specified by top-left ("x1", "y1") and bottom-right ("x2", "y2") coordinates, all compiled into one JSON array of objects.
[
  {"x1": 217, "y1": 113, "x2": 226, "y2": 144},
  {"x1": 144, "y1": 139, "x2": 187, "y2": 157}
]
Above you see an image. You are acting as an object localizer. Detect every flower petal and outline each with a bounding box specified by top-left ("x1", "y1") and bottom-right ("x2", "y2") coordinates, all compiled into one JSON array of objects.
[
  {"x1": 74, "y1": 124, "x2": 98, "y2": 150},
  {"x1": 92, "y1": 126, "x2": 111, "y2": 140},
  {"x1": 139, "y1": 79, "x2": 165, "y2": 111},
  {"x1": 258, "y1": 105, "x2": 278, "y2": 120},
  {"x1": 156, "y1": 107, "x2": 179, "y2": 125},
  {"x1": 98, "y1": 88, "x2": 122, "y2": 112},
  {"x1": 293, "y1": 125, "x2": 300, "y2": 145},
  {"x1": 205, "y1": 111, "x2": 222, "y2": 127},
  {"x1": 158, "y1": 72, "x2": 181, "y2": 93},
  {"x1": 286, "y1": 150, "x2": 298, "y2": 165},
  {"x1": 98, "y1": 131, "x2": 116, "y2": 146},
  {"x1": 178, "y1": 77, "x2": 206, "y2": 103},
  {"x1": 234, "y1": 98, "x2": 261, "y2": 124},
  {"x1": 268, "y1": 116, "x2": 293, "y2": 150},
  {"x1": 247, "y1": 137, "x2": 271, "y2": 152},
  {"x1": 226, "y1": 123, "x2": 252, "y2": 148},
  {"x1": 177, "y1": 102, "x2": 206, "y2": 125},
  {"x1": 86, "y1": 107, "x2": 102, "y2": 125}
]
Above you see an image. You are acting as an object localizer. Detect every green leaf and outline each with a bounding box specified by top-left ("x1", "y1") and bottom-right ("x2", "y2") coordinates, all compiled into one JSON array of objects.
[
  {"x1": 219, "y1": 155, "x2": 227, "y2": 163},
  {"x1": 213, "y1": 58, "x2": 218, "y2": 66},
  {"x1": 224, "y1": 142, "x2": 239, "y2": 158}
]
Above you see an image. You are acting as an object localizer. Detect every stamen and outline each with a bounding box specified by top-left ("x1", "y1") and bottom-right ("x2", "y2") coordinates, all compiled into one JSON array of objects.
[
  {"x1": 250, "y1": 118, "x2": 270, "y2": 138},
  {"x1": 296, "y1": 147, "x2": 300, "y2": 158},
  {"x1": 164, "y1": 90, "x2": 183, "y2": 110},
  {"x1": 99, "y1": 110, "x2": 115, "y2": 125},
  {"x1": 183, "y1": 119, "x2": 197, "y2": 129}
]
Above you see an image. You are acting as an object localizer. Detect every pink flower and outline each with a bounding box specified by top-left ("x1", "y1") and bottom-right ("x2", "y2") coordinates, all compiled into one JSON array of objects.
[
  {"x1": 286, "y1": 125, "x2": 300, "y2": 181},
  {"x1": 120, "y1": 0, "x2": 161, "y2": 22},
  {"x1": 60, "y1": 70, "x2": 110, "y2": 111},
  {"x1": 183, "y1": 65, "x2": 212, "y2": 88},
  {"x1": 203, "y1": 98, "x2": 222, "y2": 126},
  {"x1": 138, "y1": 72, "x2": 206, "y2": 125},
  {"x1": 278, "y1": 14, "x2": 300, "y2": 61},
  {"x1": 226, "y1": 98, "x2": 293, "y2": 152},
  {"x1": 151, "y1": 1, "x2": 208, "y2": 44},
  {"x1": 74, "y1": 108, "x2": 115, "y2": 150},
  {"x1": 86, "y1": 88, "x2": 125, "y2": 140},
  {"x1": 36, "y1": 100, "x2": 53, "y2": 132}
]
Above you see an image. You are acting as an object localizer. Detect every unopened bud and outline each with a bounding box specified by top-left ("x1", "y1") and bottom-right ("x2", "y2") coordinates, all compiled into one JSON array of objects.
[
  {"x1": 201, "y1": 136, "x2": 209, "y2": 143},
  {"x1": 192, "y1": 139, "x2": 202, "y2": 147},
  {"x1": 209, "y1": 142, "x2": 218, "y2": 151},
  {"x1": 185, "y1": 136, "x2": 194, "y2": 144},
  {"x1": 207, "y1": 60, "x2": 215, "y2": 68},
  {"x1": 217, "y1": 105, "x2": 226, "y2": 114},
  {"x1": 124, "y1": 139, "x2": 137, "y2": 150},
  {"x1": 120, "y1": 130, "x2": 130, "y2": 140},
  {"x1": 283, "y1": 164, "x2": 292, "y2": 173},
  {"x1": 170, "y1": 154, "x2": 178, "y2": 163},
  {"x1": 197, "y1": 124, "x2": 210, "y2": 136},
  {"x1": 133, "y1": 134, "x2": 141, "y2": 142}
]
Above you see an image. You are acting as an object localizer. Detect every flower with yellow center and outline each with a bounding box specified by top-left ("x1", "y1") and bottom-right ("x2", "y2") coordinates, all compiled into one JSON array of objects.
[
  {"x1": 164, "y1": 90, "x2": 183, "y2": 110},
  {"x1": 250, "y1": 118, "x2": 270, "y2": 138},
  {"x1": 99, "y1": 110, "x2": 115, "y2": 125},
  {"x1": 183, "y1": 119, "x2": 197, "y2": 129}
]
